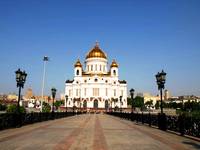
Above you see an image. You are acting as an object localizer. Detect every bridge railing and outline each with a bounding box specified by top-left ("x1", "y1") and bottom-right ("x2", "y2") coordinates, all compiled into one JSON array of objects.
[
  {"x1": 107, "y1": 112, "x2": 200, "y2": 138},
  {"x1": 0, "y1": 111, "x2": 85, "y2": 130}
]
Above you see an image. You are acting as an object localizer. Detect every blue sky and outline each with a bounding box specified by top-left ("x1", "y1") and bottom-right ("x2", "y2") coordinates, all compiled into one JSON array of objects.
[{"x1": 0, "y1": 0, "x2": 200, "y2": 97}]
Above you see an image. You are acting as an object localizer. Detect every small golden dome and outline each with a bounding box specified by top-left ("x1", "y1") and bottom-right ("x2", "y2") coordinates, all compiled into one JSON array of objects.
[
  {"x1": 111, "y1": 60, "x2": 118, "y2": 68},
  {"x1": 86, "y1": 42, "x2": 107, "y2": 59},
  {"x1": 74, "y1": 59, "x2": 82, "y2": 68}
]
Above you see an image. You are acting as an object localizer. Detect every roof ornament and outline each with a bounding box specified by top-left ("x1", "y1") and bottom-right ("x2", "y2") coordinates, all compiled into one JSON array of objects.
[{"x1": 95, "y1": 40, "x2": 99, "y2": 47}]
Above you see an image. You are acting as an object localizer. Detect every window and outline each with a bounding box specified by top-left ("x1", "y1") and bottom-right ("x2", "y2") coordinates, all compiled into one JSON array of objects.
[
  {"x1": 69, "y1": 90, "x2": 72, "y2": 97},
  {"x1": 95, "y1": 78, "x2": 98, "y2": 82},
  {"x1": 95, "y1": 64, "x2": 97, "y2": 71},
  {"x1": 91, "y1": 65, "x2": 93, "y2": 71},
  {"x1": 103, "y1": 66, "x2": 105, "y2": 72},
  {"x1": 84, "y1": 88, "x2": 87, "y2": 96},
  {"x1": 100, "y1": 65, "x2": 102, "y2": 71},
  {"x1": 121, "y1": 90, "x2": 123, "y2": 96},
  {"x1": 114, "y1": 89, "x2": 116, "y2": 96},
  {"x1": 105, "y1": 88, "x2": 108, "y2": 96},
  {"x1": 113, "y1": 70, "x2": 116, "y2": 75},
  {"x1": 76, "y1": 89, "x2": 78, "y2": 96},
  {"x1": 93, "y1": 88, "x2": 99, "y2": 96},
  {"x1": 87, "y1": 65, "x2": 89, "y2": 71},
  {"x1": 76, "y1": 70, "x2": 79, "y2": 75}
]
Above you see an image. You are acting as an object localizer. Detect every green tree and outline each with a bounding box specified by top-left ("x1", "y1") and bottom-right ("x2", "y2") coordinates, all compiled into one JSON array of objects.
[
  {"x1": 6, "y1": 104, "x2": 26, "y2": 113},
  {"x1": 162, "y1": 101, "x2": 167, "y2": 108},
  {"x1": 145, "y1": 100, "x2": 153, "y2": 109},
  {"x1": 42, "y1": 102, "x2": 51, "y2": 112},
  {"x1": 133, "y1": 96, "x2": 144, "y2": 110},
  {"x1": 54, "y1": 100, "x2": 64, "y2": 109},
  {"x1": 155, "y1": 101, "x2": 160, "y2": 109},
  {"x1": 127, "y1": 97, "x2": 132, "y2": 106},
  {"x1": 0, "y1": 103, "x2": 7, "y2": 111}
]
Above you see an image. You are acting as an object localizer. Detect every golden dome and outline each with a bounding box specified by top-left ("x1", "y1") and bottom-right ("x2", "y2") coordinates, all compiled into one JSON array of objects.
[
  {"x1": 86, "y1": 42, "x2": 107, "y2": 59},
  {"x1": 74, "y1": 59, "x2": 82, "y2": 68},
  {"x1": 111, "y1": 60, "x2": 118, "y2": 68}
]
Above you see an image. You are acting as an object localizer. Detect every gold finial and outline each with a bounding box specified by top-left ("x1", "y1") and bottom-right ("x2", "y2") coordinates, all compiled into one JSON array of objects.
[
  {"x1": 111, "y1": 59, "x2": 118, "y2": 68},
  {"x1": 95, "y1": 40, "x2": 99, "y2": 47},
  {"x1": 74, "y1": 59, "x2": 82, "y2": 68}
]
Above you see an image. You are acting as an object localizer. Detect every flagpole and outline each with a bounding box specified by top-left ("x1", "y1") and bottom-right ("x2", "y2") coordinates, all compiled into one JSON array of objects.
[{"x1": 41, "y1": 56, "x2": 49, "y2": 112}]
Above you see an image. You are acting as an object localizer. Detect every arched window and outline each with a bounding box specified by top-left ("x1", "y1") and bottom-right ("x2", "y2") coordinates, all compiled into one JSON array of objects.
[
  {"x1": 94, "y1": 100, "x2": 98, "y2": 109},
  {"x1": 76, "y1": 70, "x2": 80, "y2": 75},
  {"x1": 113, "y1": 70, "x2": 116, "y2": 75},
  {"x1": 105, "y1": 100, "x2": 109, "y2": 109},
  {"x1": 83, "y1": 100, "x2": 87, "y2": 108}
]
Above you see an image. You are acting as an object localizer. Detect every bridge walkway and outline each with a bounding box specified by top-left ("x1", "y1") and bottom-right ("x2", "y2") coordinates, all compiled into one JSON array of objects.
[{"x1": 0, "y1": 114, "x2": 199, "y2": 150}]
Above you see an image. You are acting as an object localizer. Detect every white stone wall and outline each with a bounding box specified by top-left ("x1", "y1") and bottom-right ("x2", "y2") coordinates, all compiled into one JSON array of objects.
[{"x1": 65, "y1": 75, "x2": 127, "y2": 108}]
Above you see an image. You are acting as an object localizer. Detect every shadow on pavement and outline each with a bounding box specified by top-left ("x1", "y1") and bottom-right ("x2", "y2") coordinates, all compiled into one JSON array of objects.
[{"x1": 182, "y1": 141, "x2": 200, "y2": 149}]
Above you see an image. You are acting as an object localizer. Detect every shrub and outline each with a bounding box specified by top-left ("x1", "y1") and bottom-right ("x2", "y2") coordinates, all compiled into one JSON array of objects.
[
  {"x1": 42, "y1": 102, "x2": 51, "y2": 112},
  {"x1": 0, "y1": 103, "x2": 7, "y2": 111},
  {"x1": 6, "y1": 104, "x2": 26, "y2": 113}
]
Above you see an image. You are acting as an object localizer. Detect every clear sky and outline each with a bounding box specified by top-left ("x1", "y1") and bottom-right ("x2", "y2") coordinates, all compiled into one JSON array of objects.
[{"x1": 0, "y1": 0, "x2": 200, "y2": 97}]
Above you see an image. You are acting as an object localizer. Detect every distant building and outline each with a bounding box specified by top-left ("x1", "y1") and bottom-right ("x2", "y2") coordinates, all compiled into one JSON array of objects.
[
  {"x1": 60, "y1": 93, "x2": 65, "y2": 101},
  {"x1": 0, "y1": 94, "x2": 7, "y2": 101},
  {"x1": 7, "y1": 93, "x2": 18, "y2": 101},
  {"x1": 141, "y1": 93, "x2": 160, "y2": 106},
  {"x1": 24, "y1": 88, "x2": 33, "y2": 100},
  {"x1": 164, "y1": 89, "x2": 170, "y2": 100}
]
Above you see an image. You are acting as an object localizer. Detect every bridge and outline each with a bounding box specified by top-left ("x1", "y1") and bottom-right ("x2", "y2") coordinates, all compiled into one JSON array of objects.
[{"x1": 0, "y1": 114, "x2": 199, "y2": 150}]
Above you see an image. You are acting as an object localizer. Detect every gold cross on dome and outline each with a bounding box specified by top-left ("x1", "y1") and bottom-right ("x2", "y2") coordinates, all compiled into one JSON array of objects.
[{"x1": 95, "y1": 40, "x2": 99, "y2": 47}]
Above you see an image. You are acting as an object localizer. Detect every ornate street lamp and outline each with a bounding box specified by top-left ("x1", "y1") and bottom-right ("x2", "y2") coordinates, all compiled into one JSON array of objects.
[
  {"x1": 65, "y1": 95, "x2": 68, "y2": 112},
  {"x1": 120, "y1": 96, "x2": 122, "y2": 112},
  {"x1": 15, "y1": 68, "x2": 27, "y2": 113},
  {"x1": 130, "y1": 88, "x2": 135, "y2": 113},
  {"x1": 51, "y1": 88, "x2": 57, "y2": 113},
  {"x1": 155, "y1": 70, "x2": 166, "y2": 114}
]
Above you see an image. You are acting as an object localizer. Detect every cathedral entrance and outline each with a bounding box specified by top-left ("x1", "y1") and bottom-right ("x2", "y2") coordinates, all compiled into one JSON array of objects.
[
  {"x1": 93, "y1": 100, "x2": 98, "y2": 109},
  {"x1": 105, "y1": 100, "x2": 109, "y2": 110},
  {"x1": 83, "y1": 100, "x2": 87, "y2": 108}
]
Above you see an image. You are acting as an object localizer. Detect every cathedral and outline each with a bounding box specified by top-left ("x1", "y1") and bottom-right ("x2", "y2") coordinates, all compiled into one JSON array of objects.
[{"x1": 65, "y1": 42, "x2": 127, "y2": 110}]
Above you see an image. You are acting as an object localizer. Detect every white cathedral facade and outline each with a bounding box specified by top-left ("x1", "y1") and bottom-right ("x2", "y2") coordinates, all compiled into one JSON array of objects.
[{"x1": 65, "y1": 43, "x2": 127, "y2": 110}]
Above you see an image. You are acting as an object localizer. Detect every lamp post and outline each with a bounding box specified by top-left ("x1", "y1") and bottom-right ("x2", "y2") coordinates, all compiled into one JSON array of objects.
[
  {"x1": 51, "y1": 88, "x2": 57, "y2": 113},
  {"x1": 155, "y1": 70, "x2": 166, "y2": 114},
  {"x1": 130, "y1": 88, "x2": 135, "y2": 113},
  {"x1": 41, "y1": 56, "x2": 49, "y2": 112},
  {"x1": 15, "y1": 68, "x2": 27, "y2": 113},
  {"x1": 120, "y1": 96, "x2": 122, "y2": 112},
  {"x1": 65, "y1": 95, "x2": 68, "y2": 112}
]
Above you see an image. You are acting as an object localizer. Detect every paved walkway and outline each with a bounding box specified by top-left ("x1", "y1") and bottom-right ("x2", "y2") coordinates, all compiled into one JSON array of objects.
[{"x1": 0, "y1": 114, "x2": 199, "y2": 150}]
